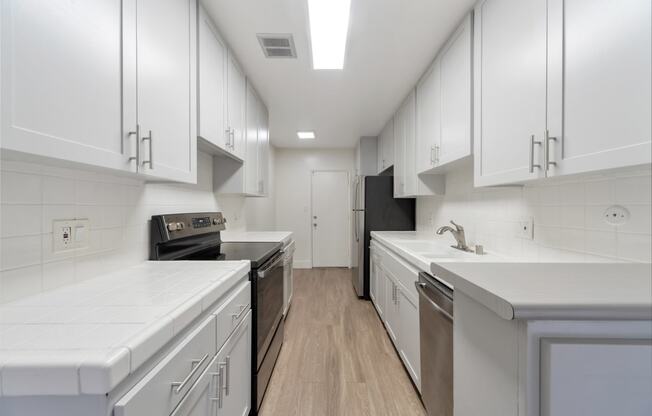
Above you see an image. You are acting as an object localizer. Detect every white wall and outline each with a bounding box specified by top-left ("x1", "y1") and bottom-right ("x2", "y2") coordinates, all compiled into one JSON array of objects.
[
  {"x1": 274, "y1": 148, "x2": 355, "y2": 268},
  {"x1": 245, "y1": 145, "x2": 277, "y2": 231},
  {"x1": 416, "y1": 166, "x2": 652, "y2": 262},
  {"x1": 0, "y1": 152, "x2": 246, "y2": 304}
]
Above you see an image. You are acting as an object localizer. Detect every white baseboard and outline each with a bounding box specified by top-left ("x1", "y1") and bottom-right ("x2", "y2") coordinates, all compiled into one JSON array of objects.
[{"x1": 293, "y1": 259, "x2": 312, "y2": 269}]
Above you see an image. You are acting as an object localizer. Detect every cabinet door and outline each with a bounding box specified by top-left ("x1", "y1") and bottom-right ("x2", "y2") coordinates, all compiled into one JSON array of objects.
[
  {"x1": 227, "y1": 53, "x2": 247, "y2": 160},
  {"x1": 397, "y1": 286, "x2": 421, "y2": 391},
  {"x1": 218, "y1": 312, "x2": 252, "y2": 416},
  {"x1": 129, "y1": 0, "x2": 197, "y2": 183},
  {"x1": 198, "y1": 5, "x2": 230, "y2": 155},
  {"x1": 547, "y1": 0, "x2": 651, "y2": 177},
  {"x1": 170, "y1": 356, "x2": 219, "y2": 416},
  {"x1": 416, "y1": 58, "x2": 442, "y2": 172},
  {"x1": 369, "y1": 249, "x2": 379, "y2": 307},
  {"x1": 258, "y1": 101, "x2": 270, "y2": 196},
  {"x1": 245, "y1": 83, "x2": 260, "y2": 195},
  {"x1": 393, "y1": 106, "x2": 406, "y2": 198},
  {"x1": 403, "y1": 90, "x2": 418, "y2": 196},
  {"x1": 384, "y1": 118, "x2": 395, "y2": 170},
  {"x1": 473, "y1": 0, "x2": 547, "y2": 186},
  {"x1": 1, "y1": 0, "x2": 132, "y2": 172},
  {"x1": 439, "y1": 14, "x2": 472, "y2": 166},
  {"x1": 383, "y1": 271, "x2": 399, "y2": 345}
]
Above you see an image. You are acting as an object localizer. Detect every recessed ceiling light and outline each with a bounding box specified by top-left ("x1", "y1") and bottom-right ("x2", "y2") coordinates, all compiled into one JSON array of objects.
[
  {"x1": 307, "y1": 0, "x2": 351, "y2": 70},
  {"x1": 297, "y1": 131, "x2": 316, "y2": 139}
]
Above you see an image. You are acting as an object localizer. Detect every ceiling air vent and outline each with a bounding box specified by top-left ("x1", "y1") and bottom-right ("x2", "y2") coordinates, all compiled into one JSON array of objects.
[{"x1": 257, "y1": 34, "x2": 297, "y2": 59}]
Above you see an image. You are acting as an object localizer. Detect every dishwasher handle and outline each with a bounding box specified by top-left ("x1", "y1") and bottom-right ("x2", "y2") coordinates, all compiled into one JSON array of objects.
[{"x1": 415, "y1": 282, "x2": 453, "y2": 322}]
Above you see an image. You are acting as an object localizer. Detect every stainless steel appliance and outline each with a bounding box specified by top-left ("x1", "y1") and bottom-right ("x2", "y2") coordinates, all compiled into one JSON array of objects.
[
  {"x1": 416, "y1": 272, "x2": 454, "y2": 416},
  {"x1": 352, "y1": 175, "x2": 416, "y2": 297},
  {"x1": 149, "y1": 212, "x2": 284, "y2": 415},
  {"x1": 282, "y1": 240, "x2": 295, "y2": 317}
]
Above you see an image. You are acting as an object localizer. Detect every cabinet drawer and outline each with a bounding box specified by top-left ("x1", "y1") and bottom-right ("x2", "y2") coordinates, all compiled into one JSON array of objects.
[
  {"x1": 214, "y1": 281, "x2": 251, "y2": 350},
  {"x1": 114, "y1": 316, "x2": 217, "y2": 416},
  {"x1": 382, "y1": 248, "x2": 419, "y2": 301}
]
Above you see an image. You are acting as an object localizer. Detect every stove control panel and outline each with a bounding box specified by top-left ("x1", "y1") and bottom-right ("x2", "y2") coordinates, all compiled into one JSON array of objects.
[{"x1": 154, "y1": 212, "x2": 226, "y2": 240}]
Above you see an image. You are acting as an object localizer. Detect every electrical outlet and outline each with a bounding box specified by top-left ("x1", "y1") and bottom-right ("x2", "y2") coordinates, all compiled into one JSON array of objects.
[
  {"x1": 603, "y1": 205, "x2": 629, "y2": 225},
  {"x1": 52, "y1": 218, "x2": 90, "y2": 251},
  {"x1": 53, "y1": 220, "x2": 75, "y2": 252},
  {"x1": 516, "y1": 218, "x2": 534, "y2": 240}
]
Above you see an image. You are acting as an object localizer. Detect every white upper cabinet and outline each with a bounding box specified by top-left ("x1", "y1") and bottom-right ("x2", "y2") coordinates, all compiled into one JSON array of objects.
[
  {"x1": 438, "y1": 14, "x2": 472, "y2": 167},
  {"x1": 245, "y1": 83, "x2": 260, "y2": 195},
  {"x1": 1, "y1": 0, "x2": 197, "y2": 183},
  {"x1": 226, "y1": 53, "x2": 247, "y2": 160},
  {"x1": 258, "y1": 101, "x2": 270, "y2": 196},
  {"x1": 395, "y1": 90, "x2": 446, "y2": 198},
  {"x1": 393, "y1": 101, "x2": 406, "y2": 197},
  {"x1": 198, "y1": 5, "x2": 233, "y2": 158},
  {"x1": 475, "y1": 0, "x2": 650, "y2": 186},
  {"x1": 127, "y1": 0, "x2": 197, "y2": 183},
  {"x1": 416, "y1": 57, "x2": 442, "y2": 173},
  {"x1": 377, "y1": 118, "x2": 395, "y2": 174},
  {"x1": 546, "y1": 0, "x2": 651, "y2": 177},
  {"x1": 473, "y1": 0, "x2": 548, "y2": 186},
  {"x1": 1, "y1": 0, "x2": 131, "y2": 172},
  {"x1": 417, "y1": 13, "x2": 472, "y2": 174},
  {"x1": 214, "y1": 80, "x2": 269, "y2": 197}
]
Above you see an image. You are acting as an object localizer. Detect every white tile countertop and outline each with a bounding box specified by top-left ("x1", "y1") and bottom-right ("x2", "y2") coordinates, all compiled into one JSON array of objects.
[
  {"x1": 371, "y1": 231, "x2": 505, "y2": 273},
  {"x1": 221, "y1": 231, "x2": 293, "y2": 246},
  {"x1": 0, "y1": 260, "x2": 250, "y2": 396},
  {"x1": 431, "y1": 262, "x2": 652, "y2": 321}
]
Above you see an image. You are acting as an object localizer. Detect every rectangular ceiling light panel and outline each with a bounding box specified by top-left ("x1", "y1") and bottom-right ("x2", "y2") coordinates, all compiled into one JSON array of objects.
[
  {"x1": 308, "y1": 0, "x2": 351, "y2": 69},
  {"x1": 297, "y1": 131, "x2": 316, "y2": 139}
]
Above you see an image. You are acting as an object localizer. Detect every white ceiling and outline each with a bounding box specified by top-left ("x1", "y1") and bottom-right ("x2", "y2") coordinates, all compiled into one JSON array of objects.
[{"x1": 203, "y1": 0, "x2": 476, "y2": 149}]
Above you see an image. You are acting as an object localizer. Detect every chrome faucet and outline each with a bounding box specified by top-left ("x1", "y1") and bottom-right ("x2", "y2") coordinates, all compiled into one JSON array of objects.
[{"x1": 436, "y1": 220, "x2": 472, "y2": 252}]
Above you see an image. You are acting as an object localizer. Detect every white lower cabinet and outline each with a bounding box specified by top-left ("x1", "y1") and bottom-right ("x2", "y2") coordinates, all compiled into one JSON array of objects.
[
  {"x1": 396, "y1": 286, "x2": 420, "y2": 391},
  {"x1": 383, "y1": 270, "x2": 400, "y2": 345},
  {"x1": 373, "y1": 241, "x2": 421, "y2": 390},
  {"x1": 171, "y1": 312, "x2": 251, "y2": 416}
]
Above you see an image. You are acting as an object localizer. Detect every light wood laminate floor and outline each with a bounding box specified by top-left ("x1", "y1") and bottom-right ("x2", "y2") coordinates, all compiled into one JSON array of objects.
[{"x1": 259, "y1": 268, "x2": 426, "y2": 416}]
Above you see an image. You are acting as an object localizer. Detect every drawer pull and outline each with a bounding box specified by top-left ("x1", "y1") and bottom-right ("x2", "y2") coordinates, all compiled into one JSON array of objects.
[
  {"x1": 210, "y1": 370, "x2": 221, "y2": 407},
  {"x1": 231, "y1": 304, "x2": 247, "y2": 320},
  {"x1": 171, "y1": 353, "x2": 209, "y2": 394}
]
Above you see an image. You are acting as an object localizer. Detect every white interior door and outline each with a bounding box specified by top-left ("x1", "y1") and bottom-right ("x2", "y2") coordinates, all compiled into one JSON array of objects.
[{"x1": 311, "y1": 171, "x2": 350, "y2": 268}]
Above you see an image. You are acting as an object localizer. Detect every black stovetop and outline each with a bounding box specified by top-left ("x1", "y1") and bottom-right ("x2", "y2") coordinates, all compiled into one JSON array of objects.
[{"x1": 180, "y1": 241, "x2": 282, "y2": 269}]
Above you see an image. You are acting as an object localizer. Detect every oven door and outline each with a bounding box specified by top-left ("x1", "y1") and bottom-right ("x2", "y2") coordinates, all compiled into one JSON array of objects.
[{"x1": 255, "y1": 251, "x2": 284, "y2": 369}]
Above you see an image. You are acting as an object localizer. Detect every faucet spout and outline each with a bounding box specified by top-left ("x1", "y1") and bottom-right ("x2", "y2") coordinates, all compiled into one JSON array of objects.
[{"x1": 435, "y1": 220, "x2": 472, "y2": 252}]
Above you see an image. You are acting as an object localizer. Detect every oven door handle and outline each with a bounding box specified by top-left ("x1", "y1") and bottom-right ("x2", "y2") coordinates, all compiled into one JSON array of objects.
[{"x1": 258, "y1": 253, "x2": 284, "y2": 278}]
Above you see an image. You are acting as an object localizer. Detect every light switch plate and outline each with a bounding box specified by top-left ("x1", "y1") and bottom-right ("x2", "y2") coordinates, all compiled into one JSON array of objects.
[
  {"x1": 74, "y1": 219, "x2": 90, "y2": 249},
  {"x1": 516, "y1": 218, "x2": 534, "y2": 240}
]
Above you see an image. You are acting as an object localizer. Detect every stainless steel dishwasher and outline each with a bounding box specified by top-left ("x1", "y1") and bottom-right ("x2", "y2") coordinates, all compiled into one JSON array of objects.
[{"x1": 416, "y1": 272, "x2": 454, "y2": 416}]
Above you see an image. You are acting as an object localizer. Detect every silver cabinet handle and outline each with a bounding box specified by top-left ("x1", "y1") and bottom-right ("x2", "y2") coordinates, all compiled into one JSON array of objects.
[
  {"x1": 230, "y1": 128, "x2": 235, "y2": 149},
  {"x1": 210, "y1": 370, "x2": 220, "y2": 407},
  {"x1": 435, "y1": 145, "x2": 440, "y2": 164},
  {"x1": 544, "y1": 130, "x2": 557, "y2": 170},
  {"x1": 430, "y1": 146, "x2": 435, "y2": 164},
  {"x1": 529, "y1": 134, "x2": 542, "y2": 173},
  {"x1": 217, "y1": 361, "x2": 227, "y2": 407},
  {"x1": 127, "y1": 124, "x2": 140, "y2": 163},
  {"x1": 171, "y1": 353, "x2": 209, "y2": 394},
  {"x1": 142, "y1": 130, "x2": 153, "y2": 168},
  {"x1": 224, "y1": 356, "x2": 230, "y2": 396},
  {"x1": 225, "y1": 128, "x2": 232, "y2": 148},
  {"x1": 231, "y1": 304, "x2": 247, "y2": 320}
]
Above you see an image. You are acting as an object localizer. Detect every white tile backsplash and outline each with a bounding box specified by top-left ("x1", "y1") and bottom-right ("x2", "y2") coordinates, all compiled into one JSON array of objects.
[
  {"x1": 0, "y1": 152, "x2": 245, "y2": 304},
  {"x1": 417, "y1": 166, "x2": 652, "y2": 262}
]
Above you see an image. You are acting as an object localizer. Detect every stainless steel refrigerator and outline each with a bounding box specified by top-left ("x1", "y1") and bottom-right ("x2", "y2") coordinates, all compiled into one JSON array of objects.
[{"x1": 352, "y1": 175, "x2": 416, "y2": 298}]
